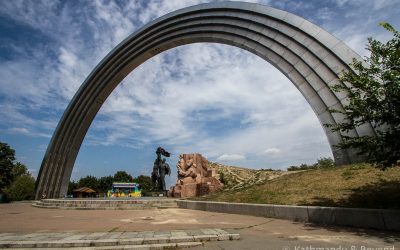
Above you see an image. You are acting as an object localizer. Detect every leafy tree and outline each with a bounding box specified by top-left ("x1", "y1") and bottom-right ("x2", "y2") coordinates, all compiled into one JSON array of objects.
[
  {"x1": 0, "y1": 142, "x2": 15, "y2": 191},
  {"x1": 11, "y1": 162, "x2": 29, "y2": 180},
  {"x1": 98, "y1": 175, "x2": 114, "y2": 193},
  {"x1": 0, "y1": 141, "x2": 35, "y2": 201},
  {"x1": 77, "y1": 175, "x2": 98, "y2": 190},
  {"x1": 5, "y1": 175, "x2": 35, "y2": 201},
  {"x1": 133, "y1": 175, "x2": 154, "y2": 192},
  {"x1": 67, "y1": 181, "x2": 78, "y2": 195},
  {"x1": 113, "y1": 171, "x2": 133, "y2": 183},
  {"x1": 328, "y1": 23, "x2": 400, "y2": 168}
]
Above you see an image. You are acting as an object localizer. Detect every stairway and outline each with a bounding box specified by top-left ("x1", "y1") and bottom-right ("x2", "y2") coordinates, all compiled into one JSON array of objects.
[{"x1": 32, "y1": 198, "x2": 179, "y2": 210}]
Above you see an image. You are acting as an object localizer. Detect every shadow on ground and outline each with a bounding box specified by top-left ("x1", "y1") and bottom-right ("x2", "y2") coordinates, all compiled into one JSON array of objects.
[
  {"x1": 292, "y1": 221, "x2": 400, "y2": 244},
  {"x1": 308, "y1": 180, "x2": 400, "y2": 209}
]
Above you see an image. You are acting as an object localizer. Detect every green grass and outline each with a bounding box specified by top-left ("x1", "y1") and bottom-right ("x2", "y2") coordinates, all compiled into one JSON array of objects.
[{"x1": 194, "y1": 163, "x2": 400, "y2": 209}]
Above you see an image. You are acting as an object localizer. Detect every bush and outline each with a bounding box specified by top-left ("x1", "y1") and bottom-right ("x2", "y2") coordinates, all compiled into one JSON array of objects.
[
  {"x1": 287, "y1": 166, "x2": 300, "y2": 171},
  {"x1": 218, "y1": 171, "x2": 227, "y2": 185},
  {"x1": 287, "y1": 158, "x2": 334, "y2": 171},
  {"x1": 5, "y1": 175, "x2": 35, "y2": 201},
  {"x1": 315, "y1": 157, "x2": 335, "y2": 169}
]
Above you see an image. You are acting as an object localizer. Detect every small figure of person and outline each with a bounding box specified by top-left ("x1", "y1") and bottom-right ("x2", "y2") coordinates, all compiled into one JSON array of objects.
[{"x1": 41, "y1": 191, "x2": 47, "y2": 199}]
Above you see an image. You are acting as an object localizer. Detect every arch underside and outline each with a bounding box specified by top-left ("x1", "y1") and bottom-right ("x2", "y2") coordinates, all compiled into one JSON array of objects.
[{"x1": 35, "y1": 2, "x2": 376, "y2": 199}]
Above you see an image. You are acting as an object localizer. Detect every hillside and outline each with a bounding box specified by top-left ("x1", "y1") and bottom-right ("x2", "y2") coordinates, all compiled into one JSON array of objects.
[
  {"x1": 208, "y1": 162, "x2": 302, "y2": 191},
  {"x1": 199, "y1": 163, "x2": 400, "y2": 209}
]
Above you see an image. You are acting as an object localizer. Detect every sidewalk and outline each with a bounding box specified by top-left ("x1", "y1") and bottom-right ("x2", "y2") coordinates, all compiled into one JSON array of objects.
[{"x1": 0, "y1": 202, "x2": 399, "y2": 249}]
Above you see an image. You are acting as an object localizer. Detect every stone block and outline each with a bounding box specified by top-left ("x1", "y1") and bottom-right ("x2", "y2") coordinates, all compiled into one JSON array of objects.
[
  {"x1": 274, "y1": 33, "x2": 291, "y2": 47},
  {"x1": 293, "y1": 31, "x2": 314, "y2": 47},
  {"x1": 194, "y1": 235, "x2": 212, "y2": 242},
  {"x1": 313, "y1": 28, "x2": 341, "y2": 50},
  {"x1": 321, "y1": 53, "x2": 347, "y2": 75},
  {"x1": 256, "y1": 6, "x2": 287, "y2": 21},
  {"x1": 278, "y1": 55, "x2": 297, "y2": 73},
  {"x1": 297, "y1": 81, "x2": 317, "y2": 99},
  {"x1": 229, "y1": 234, "x2": 241, "y2": 240},
  {"x1": 169, "y1": 236, "x2": 194, "y2": 243},
  {"x1": 333, "y1": 208, "x2": 385, "y2": 230},
  {"x1": 332, "y1": 41, "x2": 362, "y2": 65},
  {"x1": 217, "y1": 234, "x2": 230, "y2": 241},
  {"x1": 308, "y1": 40, "x2": 331, "y2": 60},
  {"x1": 294, "y1": 61, "x2": 313, "y2": 78},
  {"x1": 273, "y1": 205, "x2": 309, "y2": 222},
  {"x1": 301, "y1": 51, "x2": 321, "y2": 69},
  {"x1": 355, "y1": 123, "x2": 375, "y2": 137},
  {"x1": 287, "y1": 69, "x2": 306, "y2": 88},
  {"x1": 282, "y1": 13, "x2": 305, "y2": 30},
  {"x1": 177, "y1": 242, "x2": 203, "y2": 248},
  {"x1": 307, "y1": 206, "x2": 335, "y2": 225},
  {"x1": 317, "y1": 86, "x2": 339, "y2": 108},
  {"x1": 382, "y1": 210, "x2": 400, "y2": 231},
  {"x1": 327, "y1": 79, "x2": 348, "y2": 101},
  {"x1": 299, "y1": 19, "x2": 321, "y2": 37},
  {"x1": 255, "y1": 204, "x2": 275, "y2": 218},
  {"x1": 287, "y1": 41, "x2": 307, "y2": 58},
  {"x1": 306, "y1": 72, "x2": 325, "y2": 92},
  {"x1": 314, "y1": 63, "x2": 336, "y2": 84},
  {"x1": 275, "y1": 21, "x2": 296, "y2": 37},
  {"x1": 308, "y1": 94, "x2": 328, "y2": 115}
]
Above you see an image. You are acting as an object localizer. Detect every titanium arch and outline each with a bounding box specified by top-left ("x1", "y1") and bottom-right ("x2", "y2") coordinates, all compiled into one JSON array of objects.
[{"x1": 35, "y1": 1, "x2": 375, "y2": 199}]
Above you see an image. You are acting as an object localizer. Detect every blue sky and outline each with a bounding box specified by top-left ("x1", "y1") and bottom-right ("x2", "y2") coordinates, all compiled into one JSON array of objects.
[{"x1": 0, "y1": 0, "x2": 399, "y2": 187}]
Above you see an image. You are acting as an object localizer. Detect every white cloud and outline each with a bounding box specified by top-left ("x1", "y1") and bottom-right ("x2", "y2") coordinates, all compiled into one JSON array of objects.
[
  {"x1": 216, "y1": 154, "x2": 246, "y2": 162},
  {"x1": 263, "y1": 148, "x2": 281, "y2": 154},
  {"x1": 8, "y1": 127, "x2": 30, "y2": 135}
]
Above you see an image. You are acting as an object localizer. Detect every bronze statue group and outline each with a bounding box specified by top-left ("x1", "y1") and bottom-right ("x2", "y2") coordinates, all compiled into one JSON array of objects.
[{"x1": 151, "y1": 147, "x2": 171, "y2": 191}]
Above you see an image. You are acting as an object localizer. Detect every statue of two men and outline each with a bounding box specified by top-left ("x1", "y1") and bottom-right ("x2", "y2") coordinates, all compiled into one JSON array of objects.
[{"x1": 151, "y1": 147, "x2": 171, "y2": 191}]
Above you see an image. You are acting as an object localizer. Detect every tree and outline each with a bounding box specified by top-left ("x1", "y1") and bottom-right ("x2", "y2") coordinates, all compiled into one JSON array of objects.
[
  {"x1": 5, "y1": 175, "x2": 35, "y2": 201},
  {"x1": 328, "y1": 23, "x2": 400, "y2": 168},
  {"x1": 68, "y1": 181, "x2": 78, "y2": 195},
  {"x1": 11, "y1": 162, "x2": 29, "y2": 180},
  {"x1": 113, "y1": 171, "x2": 133, "y2": 183},
  {"x1": 77, "y1": 175, "x2": 98, "y2": 190},
  {"x1": 0, "y1": 142, "x2": 16, "y2": 191},
  {"x1": 133, "y1": 175, "x2": 154, "y2": 192},
  {"x1": 98, "y1": 175, "x2": 114, "y2": 193}
]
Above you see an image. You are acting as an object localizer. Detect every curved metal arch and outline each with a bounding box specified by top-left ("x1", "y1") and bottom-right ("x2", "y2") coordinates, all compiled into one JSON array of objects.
[{"x1": 35, "y1": 1, "x2": 375, "y2": 199}]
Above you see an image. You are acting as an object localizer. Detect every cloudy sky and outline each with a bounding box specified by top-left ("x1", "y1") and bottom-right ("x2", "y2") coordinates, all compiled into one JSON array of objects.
[{"x1": 0, "y1": 0, "x2": 399, "y2": 186}]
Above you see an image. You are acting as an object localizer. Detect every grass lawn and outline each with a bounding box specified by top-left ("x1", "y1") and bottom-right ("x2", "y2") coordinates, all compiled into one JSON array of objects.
[{"x1": 194, "y1": 163, "x2": 400, "y2": 209}]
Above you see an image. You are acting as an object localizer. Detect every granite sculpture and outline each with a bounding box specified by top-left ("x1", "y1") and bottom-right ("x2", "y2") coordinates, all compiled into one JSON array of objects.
[{"x1": 170, "y1": 153, "x2": 223, "y2": 198}]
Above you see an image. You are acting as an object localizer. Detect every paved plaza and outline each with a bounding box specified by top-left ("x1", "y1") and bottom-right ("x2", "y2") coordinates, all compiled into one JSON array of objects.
[{"x1": 0, "y1": 202, "x2": 399, "y2": 249}]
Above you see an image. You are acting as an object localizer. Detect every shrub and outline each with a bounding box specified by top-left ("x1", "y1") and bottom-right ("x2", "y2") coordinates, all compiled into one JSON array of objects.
[
  {"x1": 5, "y1": 175, "x2": 35, "y2": 201},
  {"x1": 315, "y1": 157, "x2": 335, "y2": 169}
]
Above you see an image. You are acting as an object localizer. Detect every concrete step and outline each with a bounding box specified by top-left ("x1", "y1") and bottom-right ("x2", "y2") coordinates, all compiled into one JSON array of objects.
[
  {"x1": 32, "y1": 199, "x2": 179, "y2": 210},
  {"x1": 0, "y1": 229, "x2": 240, "y2": 248},
  {"x1": 10, "y1": 242, "x2": 203, "y2": 249}
]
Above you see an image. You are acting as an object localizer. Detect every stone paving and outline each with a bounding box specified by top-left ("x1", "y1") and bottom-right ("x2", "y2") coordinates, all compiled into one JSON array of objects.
[{"x1": 0, "y1": 229, "x2": 239, "y2": 249}]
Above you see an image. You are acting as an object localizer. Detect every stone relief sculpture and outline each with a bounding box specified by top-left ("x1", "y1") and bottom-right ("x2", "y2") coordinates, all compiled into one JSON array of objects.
[{"x1": 170, "y1": 153, "x2": 223, "y2": 198}]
